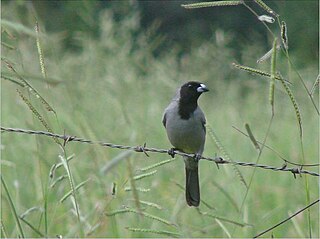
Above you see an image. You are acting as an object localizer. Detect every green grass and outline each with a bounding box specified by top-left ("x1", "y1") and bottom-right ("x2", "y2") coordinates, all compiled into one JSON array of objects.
[{"x1": 1, "y1": 1, "x2": 319, "y2": 238}]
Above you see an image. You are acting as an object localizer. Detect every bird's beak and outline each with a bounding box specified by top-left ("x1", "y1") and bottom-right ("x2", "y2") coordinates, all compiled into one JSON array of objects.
[{"x1": 197, "y1": 84, "x2": 209, "y2": 93}]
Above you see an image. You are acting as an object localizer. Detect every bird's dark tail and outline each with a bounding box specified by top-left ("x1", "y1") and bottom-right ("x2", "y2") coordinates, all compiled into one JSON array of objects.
[{"x1": 185, "y1": 166, "x2": 200, "y2": 207}]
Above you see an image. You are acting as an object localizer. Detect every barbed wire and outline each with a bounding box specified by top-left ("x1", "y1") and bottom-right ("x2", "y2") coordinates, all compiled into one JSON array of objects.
[{"x1": 1, "y1": 126, "x2": 319, "y2": 177}]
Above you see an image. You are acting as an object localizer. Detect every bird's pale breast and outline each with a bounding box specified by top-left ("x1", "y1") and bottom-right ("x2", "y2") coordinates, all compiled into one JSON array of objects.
[{"x1": 165, "y1": 107, "x2": 205, "y2": 154}]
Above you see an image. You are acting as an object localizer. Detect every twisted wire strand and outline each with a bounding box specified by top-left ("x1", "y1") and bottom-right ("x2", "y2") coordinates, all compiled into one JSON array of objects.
[{"x1": 1, "y1": 126, "x2": 319, "y2": 177}]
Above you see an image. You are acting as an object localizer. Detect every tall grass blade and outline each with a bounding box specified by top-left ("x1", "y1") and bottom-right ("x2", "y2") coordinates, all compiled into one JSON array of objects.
[
  {"x1": 254, "y1": 0, "x2": 279, "y2": 17},
  {"x1": 1, "y1": 221, "x2": 9, "y2": 238},
  {"x1": 58, "y1": 153, "x2": 84, "y2": 236},
  {"x1": 279, "y1": 41, "x2": 319, "y2": 114},
  {"x1": 60, "y1": 178, "x2": 91, "y2": 203},
  {"x1": 289, "y1": 210, "x2": 306, "y2": 237},
  {"x1": 129, "y1": 200, "x2": 163, "y2": 210},
  {"x1": 106, "y1": 208, "x2": 176, "y2": 227},
  {"x1": 1, "y1": 74, "x2": 25, "y2": 87},
  {"x1": 16, "y1": 89, "x2": 60, "y2": 145},
  {"x1": 199, "y1": 210, "x2": 250, "y2": 227},
  {"x1": 105, "y1": 209, "x2": 135, "y2": 216},
  {"x1": 239, "y1": 117, "x2": 274, "y2": 213},
  {"x1": 311, "y1": 74, "x2": 319, "y2": 97},
  {"x1": 126, "y1": 227, "x2": 181, "y2": 237},
  {"x1": 212, "y1": 181, "x2": 239, "y2": 212},
  {"x1": 4, "y1": 60, "x2": 56, "y2": 113},
  {"x1": 207, "y1": 124, "x2": 248, "y2": 188},
  {"x1": 1, "y1": 41, "x2": 15, "y2": 49},
  {"x1": 43, "y1": 185, "x2": 49, "y2": 237},
  {"x1": 124, "y1": 187, "x2": 150, "y2": 192},
  {"x1": 3, "y1": 71, "x2": 62, "y2": 86},
  {"x1": 133, "y1": 170, "x2": 157, "y2": 181},
  {"x1": 254, "y1": 199, "x2": 319, "y2": 238},
  {"x1": 110, "y1": 216, "x2": 119, "y2": 238},
  {"x1": 244, "y1": 123, "x2": 260, "y2": 150},
  {"x1": 232, "y1": 63, "x2": 291, "y2": 84},
  {"x1": 215, "y1": 218, "x2": 231, "y2": 238},
  {"x1": 1, "y1": 19, "x2": 39, "y2": 37},
  {"x1": 182, "y1": 1, "x2": 243, "y2": 9},
  {"x1": 257, "y1": 43, "x2": 280, "y2": 63},
  {"x1": 139, "y1": 158, "x2": 176, "y2": 172},
  {"x1": 86, "y1": 223, "x2": 101, "y2": 236},
  {"x1": 35, "y1": 22, "x2": 47, "y2": 80},
  {"x1": 127, "y1": 158, "x2": 142, "y2": 214},
  {"x1": 100, "y1": 150, "x2": 133, "y2": 174},
  {"x1": 55, "y1": 154, "x2": 75, "y2": 169},
  {"x1": 303, "y1": 173, "x2": 312, "y2": 237},
  {"x1": 20, "y1": 207, "x2": 43, "y2": 219},
  {"x1": 233, "y1": 126, "x2": 320, "y2": 167},
  {"x1": 277, "y1": 73, "x2": 303, "y2": 137},
  {"x1": 19, "y1": 217, "x2": 45, "y2": 237},
  {"x1": 1, "y1": 175, "x2": 25, "y2": 238},
  {"x1": 269, "y1": 38, "x2": 277, "y2": 115}
]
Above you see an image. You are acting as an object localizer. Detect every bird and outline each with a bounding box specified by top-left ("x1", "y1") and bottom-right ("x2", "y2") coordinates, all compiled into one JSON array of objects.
[{"x1": 162, "y1": 81, "x2": 209, "y2": 207}]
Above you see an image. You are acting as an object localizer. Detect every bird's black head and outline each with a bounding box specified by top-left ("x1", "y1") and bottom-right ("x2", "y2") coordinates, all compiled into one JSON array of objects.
[
  {"x1": 180, "y1": 81, "x2": 209, "y2": 102},
  {"x1": 178, "y1": 81, "x2": 209, "y2": 119}
]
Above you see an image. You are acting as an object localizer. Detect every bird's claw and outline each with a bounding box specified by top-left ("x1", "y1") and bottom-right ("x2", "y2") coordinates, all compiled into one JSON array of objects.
[
  {"x1": 168, "y1": 148, "x2": 177, "y2": 158},
  {"x1": 193, "y1": 153, "x2": 202, "y2": 162}
]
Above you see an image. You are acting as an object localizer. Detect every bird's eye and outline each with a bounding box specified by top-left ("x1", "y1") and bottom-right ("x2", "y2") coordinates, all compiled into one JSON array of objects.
[{"x1": 188, "y1": 84, "x2": 192, "y2": 88}]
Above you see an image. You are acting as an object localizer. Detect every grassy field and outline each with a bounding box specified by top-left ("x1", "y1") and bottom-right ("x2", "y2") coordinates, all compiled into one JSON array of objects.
[{"x1": 1, "y1": 1, "x2": 319, "y2": 238}]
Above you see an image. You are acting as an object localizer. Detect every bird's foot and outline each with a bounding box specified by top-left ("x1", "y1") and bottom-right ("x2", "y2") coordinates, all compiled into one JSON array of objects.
[
  {"x1": 168, "y1": 148, "x2": 177, "y2": 158},
  {"x1": 193, "y1": 153, "x2": 202, "y2": 162}
]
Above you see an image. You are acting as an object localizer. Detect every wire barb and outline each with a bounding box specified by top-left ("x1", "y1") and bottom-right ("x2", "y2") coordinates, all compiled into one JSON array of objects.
[
  {"x1": 135, "y1": 143, "x2": 150, "y2": 157},
  {"x1": 167, "y1": 148, "x2": 177, "y2": 158},
  {"x1": 62, "y1": 130, "x2": 76, "y2": 147},
  {"x1": 1, "y1": 126, "x2": 319, "y2": 177}
]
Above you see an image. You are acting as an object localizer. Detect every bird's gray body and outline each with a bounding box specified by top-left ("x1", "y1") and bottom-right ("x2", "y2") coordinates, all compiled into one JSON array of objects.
[
  {"x1": 162, "y1": 83, "x2": 207, "y2": 207},
  {"x1": 163, "y1": 98, "x2": 206, "y2": 156}
]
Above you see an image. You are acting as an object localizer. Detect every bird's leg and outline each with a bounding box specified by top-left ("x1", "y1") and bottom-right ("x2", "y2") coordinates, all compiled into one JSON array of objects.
[
  {"x1": 193, "y1": 153, "x2": 202, "y2": 162},
  {"x1": 168, "y1": 148, "x2": 178, "y2": 158}
]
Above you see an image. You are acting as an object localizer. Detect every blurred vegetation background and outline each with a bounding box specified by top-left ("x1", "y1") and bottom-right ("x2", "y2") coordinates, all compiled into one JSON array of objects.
[
  {"x1": 1, "y1": 0, "x2": 319, "y2": 238},
  {"x1": 4, "y1": 0, "x2": 318, "y2": 65}
]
